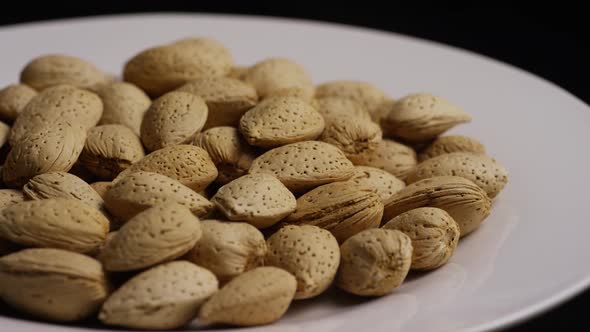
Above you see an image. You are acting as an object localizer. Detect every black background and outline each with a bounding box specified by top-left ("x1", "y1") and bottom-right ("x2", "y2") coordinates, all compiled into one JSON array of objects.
[{"x1": 1, "y1": 2, "x2": 588, "y2": 331}]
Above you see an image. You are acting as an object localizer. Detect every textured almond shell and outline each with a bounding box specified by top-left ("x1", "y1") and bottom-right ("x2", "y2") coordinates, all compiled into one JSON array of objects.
[
  {"x1": 0, "y1": 121, "x2": 9, "y2": 149},
  {"x1": 199, "y1": 266, "x2": 296, "y2": 326},
  {"x1": 243, "y1": 58, "x2": 314, "y2": 100},
  {"x1": 105, "y1": 171, "x2": 213, "y2": 221},
  {"x1": 320, "y1": 116, "x2": 382, "y2": 159},
  {"x1": 315, "y1": 96, "x2": 372, "y2": 124},
  {"x1": 140, "y1": 91, "x2": 208, "y2": 152},
  {"x1": 383, "y1": 176, "x2": 492, "y2": 237},
  {"x1": 383, "y1": 207, "x2": 460, "y2": 270},
  {"x1": 249, "y1": 141, "x2": 354, "y2": 192},
  {"x1": 100, "y1": 203, "x2": 202, "y2": 271},
  {"x1": 0, "y1": 248, "x2": 109, "y2": 322},
  {"x1": 285, "y1": 181, "x2": 384, "y2": 242},
  {"x1": 176, "y1": 76, "x2": 258, "y2": 129},
  {"x1": 90, "y1": 181, "x2": 112, "y2": 199},
  {"x1": 0, "y1": 198, "x2": 109, "y2": 253},
  {"x1": 266, "y1": 225, "x2": 340, "y2": 299},
  {"x1": 348, "y1": 139, "x2": 417, "y2": 180},
  {"x1": 315, "y1": 80, "x2": 391, "y2": 122},
  {"x1": 114, "y1": 145, "x2": 218, "y2": 192},
  {"x1": 187, "y1": 220, "x2": 267, "y2": 282},
  {"x1": 212, "y1": 173, "x2": 296, "y2": 229},
  {"x1": 20, "y1": 54, "x2": 106, "y2": 91},
  {"x1": 96, "y1": 81, "x2": 151, "y2": 135},
  {"x1": 100, "y1": 260, "x2": 218, "y2": 330},
  {"x1": 337, "y1": 228, "x2": 412, "y2": 296},
  {"x1": 0, "y1": 189, "x2": 25, "y2": 209},
  {"x1": 239, "y1": 96, "x2": 325, "y2": 148},
  {"x1": 407, "y1": 152, "x2": 509, "y2": 198},
  {"x1": 418, "y1": 135, "x2": 486, "y2": 161},
  {"x1": 0, "y1": 83, "x2": 37, "y2": 122},
  {"x1": 348, "y1": 166, "x2": 406, "y2": 203}
]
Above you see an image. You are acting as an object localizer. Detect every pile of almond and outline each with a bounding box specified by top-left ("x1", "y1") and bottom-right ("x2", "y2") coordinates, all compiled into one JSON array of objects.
[{"x1": 0, "y1": 37, "x2": 508, "y2": 329}]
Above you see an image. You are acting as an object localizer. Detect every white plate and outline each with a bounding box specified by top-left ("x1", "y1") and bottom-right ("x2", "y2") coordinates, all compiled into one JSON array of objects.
[{"x1": 1, "y1": 13, "x2": 589, "y2": 332}]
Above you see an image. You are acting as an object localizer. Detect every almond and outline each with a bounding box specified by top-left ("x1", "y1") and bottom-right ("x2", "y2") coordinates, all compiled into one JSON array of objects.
[
  {"x1": 228, "y1": 65, "x2": 248, "y2": 80},
  {"x1": 243, "y1": 58, "x2": 314, "y2": 100},
  {"x1": 90, "y1": 181, "x2": 112, "y2": 199},
  {"x1": 0, "y1": 248, "x2": 109, "y2": 322},
  {"x1": 20, "y1": 54, "x2": 106, "y2": 91},
  {"x1": 249, "y1": 141, "x2": 354, "y2": 192},
  {"x1": 0, "y1": 189, "x2": 25, "y2": 209},
  {"x1": 320, "y1": 116, "x2": 382, "y2": 159},
  {"x1": 315, "y1": 96, "x2": 372, "y2": 124},
  {"x1": 239, "y1": 96, "x2": 325, "y2": 148},
  {"x1": 347, "y1": 166, "x2": 406, "y2": 203},
  {"x1": 212, "y1": 173, "x2": 296, "y2": 229},
  {"x1": 199, "y1": 266, "x2": 296, "y2": 326},
  {"x1": 95, "y1": 81, "x2": 151, "y2": 135},
  {"x1": 380, "y1": 93, "x2": 471, "y2": 142},
  {"x1": 100, "y1": 260, "x2": 217, "y2": 329},
  {"x1": 348, "y1": 139, "x2": 417, "y2": 180},
  {"x1": 315, "y1": 80, "x2": 391, "y2": 122},
  {"x1": 140, "y1": 91, "x2": 208, "y2": 152},
  {"x1": 0, "y1": 121, "x2": 10, "y2": 149},
  {"x1": 0, "y1": 83, "x2": 37, "y2": 122},
  {"x1": 418, "y1": 135, "x2": 486, "y2": 161},
  {"x1": 285, "y1": 181, "x2": 383, "y2": 242}
]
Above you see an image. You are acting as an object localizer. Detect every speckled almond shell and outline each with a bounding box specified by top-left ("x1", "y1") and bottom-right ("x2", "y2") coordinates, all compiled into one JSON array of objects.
[
  {"x1": 199, "y1": 266, "x2": 297, "y2": 326},
  {"x1": 123, "y1": 38, "x2": 233, "y2": 96},
  {"x1": 243, "y1": 58, "x2": 314, "y2": 100},
  {"x1": 100, "y1": 260, "x2": 218, "y2": 330},
  {"x1": 337, "y1": 228, "x2": 412, "y2": 296},
  {"x1": 0, "y1": 188, "x2": 24, "y2": 209},
  {"x1": 266, "y1": 225, "x2": 340, "y2": 299},
  {"x1": 407, "y1": 152, "x2": 508, "y2": 198},
  {"x1": 79, "y1": 124, "x2": 145, "y2": 180},
  {"x1": 249, "y1": 141, "x2": 354, "y2": 192},
  {"x1": 0, "y1": 198, "x2": 109, "y2": 253},
  {"x1": 381, "y1": 93, "x2": 472, "y2": 142},
  {"x1": 383, "y1": 176, "x2": 491, "y2": 237},
  {"x1": 348, "y1": 139, "x2": 417, "y2": 180},
  {"x1": 320, "y1": 116, "x2": 382, "y2": 159},
  {"x1": 105, "y1": 171, "x2": 214, "y2": 221},
  {"x1": 315, "y1": 96, "x2": 372, "y2": 124},
  {"x1": 9, "y1": 85, "x2": 102, "y2": 145},
  {"x1": 141, "y1": 91, "x2": 208, "y2": 152},
  {"x1": 20, "y1": 54, "x2": 106, "y2": 91},
  {"x1": 348, "y1": 166, "x2": 406, "y2": 203},
  {"x1": 239, "y1": 96, "x2": 325, "y2": 148},
  {"x1": 212, "y1": 173, "x2": 296, "y2": 229},
  {"x1": 0, "y1": 84, "x2": 37, "y2": 122},
  {"x1": 315, "y1": 80, "x2": 392, "y2": 122},
  {"x1": 95, "y1": 81, "x2": 151, "y2": 135},
  {"x1": 383, "y1": 207, "x2": 460, "y2": 270},
  {"x1": 0, "y1": 248, "x2": 109, "y2": 322},
  {"x1": 3, "y1": 122, "x2": 87, "y2": 188},
  {"x1": 114, "y1": 145, "x2": 218, "y2": 192},
  {"x1": 187, "y1": 220, "x2": 266, "y2": 282},
  {"x1": 100, "y1": 203, "x2": 202, "y2": 271},
  {"x1": 193, "y1": 126, "x2": 257, "y2": 184},
  {"x1": 285, "y1": 181, "x2": 384, "y2": 243},
  {"x1": 418, "y1": 135, "x2": 486, "y2": 161},
  {"x1": 176, "y1": 76, "x2": 258, "y2": 129}
]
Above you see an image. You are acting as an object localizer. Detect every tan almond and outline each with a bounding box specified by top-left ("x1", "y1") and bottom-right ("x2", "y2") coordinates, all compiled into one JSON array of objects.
[
  {"x1": 249, "y1": 141, "x2": 354, "y2": 192},
  {"x1": 187, "y1": 220, "x2": 266, "y2": 282},
  {"x1": 141, "y1": 91, "x2": 208, "y2": 152},
  {"x1": 192, "y1": 126, "x2": 257, "y2": 184},
  {"x1": 3, "y1": 122, "x2": 86, "y2": 188},
  {"x1": 0, "y1": 198, "x2": 109, "y2": 253},
  {"x1": 105, "y1": 171, "x2": 213, "y2": 221},
  {"x1": 212, "y1": 174, "x2": 296, "y2": 229},
  {"x1": 20, "y1": 54, "x2": 106, "y2": 91},
  {"x1": 418, "y1": 135, "x2": 486, "y2": 161},
  {"x1": 114, "y1": 145, "x2": 218, "y2": 192},
  {"x1": 381, "y1": 93, "x2": 471, "y2": 142},
  {"x1": 239, "y1": 96, "x2": 325, "y2": 148},
  {"x1": 337, "y1": 228, "x2": 412, "y2": 296},
  {"x1": 199, "y1": 266, "x2": 296, "y2": 326},
  {"x1": 285, "y1": 181, "x2": 383, "y2": 242},
  {"x1": 95, "y1": 81, "x2": 151, "y2": 135},
  {"x1": 227, "y1": 65, "x2": 248, "y2": 80},
  {"x1": 0, "y1": 121, "x2": 10, "y2": 149},
  {"x1": 0, "y1": 189, "x2": 25, "y2": 209},
  {"x1": 243, "y1": 58, "x2": 314, "y2": 100},
  {"x1": 407, "y1": 152, "x2": 508, "y2": 198},
  {"x1": 0, "y1": 84, "x2": 37, "y2": 122},
  {"x1": 315, "y1": 80, "x2": 391, "y2": 122},
  {"x1": 90, "y1": 181, "x2": 112, "y2": 199},
  {"x1": 79, "y1": 124, "x2": 145, "y2": 180},
  {"x1": 383, "y1": 176, "x2": 492, "y2": 237},
  {"x1": 315, "y1": 96, "x2": 372, "y2": 124},
  {"x1": 348, "y1": 166, "x2": 406, "y2": 203},
  {"x1": 100, "y1": 203, "x2": 202, "y2": 271},
  {"x1": 9, "y1": 85, "x2": 102, "y2": 145},
  {"x1": 100, "y1": 260, "x2": 218, "y2": 330},
  {"x1": 124, "y1": 38, "x2": 233, "y2": 96},
  {"x1": 383, "y1": 207, "x2": 460, "y2": 270},
  {"x1": 176, "y1": 76, "x2": 258, "y2": 129},
  {"x1": 0, "y1": 248, "x2": 109, "y2": 322},
  {"x1": 320, "y1": 116, "x2": 382, "y2": 159},
  {"x1": 266, "y1": 224, "x2": 340, "y2": 299},
  {"x1": 348, "y1": 139, "x2": 417, "y2": 180}
]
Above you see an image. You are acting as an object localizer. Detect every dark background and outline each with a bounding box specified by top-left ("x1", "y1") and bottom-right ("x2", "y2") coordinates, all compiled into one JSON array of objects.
[{"x1": 1, "y1": 2, "x2": 588, "y2": 331}]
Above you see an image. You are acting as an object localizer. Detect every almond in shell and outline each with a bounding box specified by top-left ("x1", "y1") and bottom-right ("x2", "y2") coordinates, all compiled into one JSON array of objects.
[
  {"x1": 320, "y1": 115, "x2": 382, "y2": 159},
  {"x1": 20, "y1": 54, "x2": 106, "y2": 91},
  {"x1": 315, "y1": 96, "x2": 372, "y2": 124},
  {"x1": 0, "y1": 83, "x2": 37, "y2": 122},
  {"x1": 0, "y1": 189, "x2": 25, "y2": 209},
  {"x1": 315, "y1": 80, "x2": 391, "y2": 122},
  {"x1": 418, "y1": 135, "x2": 486, "y2": 161},
  {"x1": 90, "y1": 181, "x2": 112, "y2": 199},
  {"x1": 348, "y1": 166, "x2": 406, "y2": 203},
  {"x1": 95, "y1": 81, "x2": 151, "y2": 135},
  {"x1": 348, "y1": 139, "x2": 417, "y2": 180},
  {"x1": 243, "y1": 58, "x2": 314, "y2": 100}
]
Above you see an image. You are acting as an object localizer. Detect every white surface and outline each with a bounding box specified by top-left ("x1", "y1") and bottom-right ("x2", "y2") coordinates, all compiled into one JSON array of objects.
[{"x1": 1, "y1": 13, "x2": 589, "y2": 332}]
